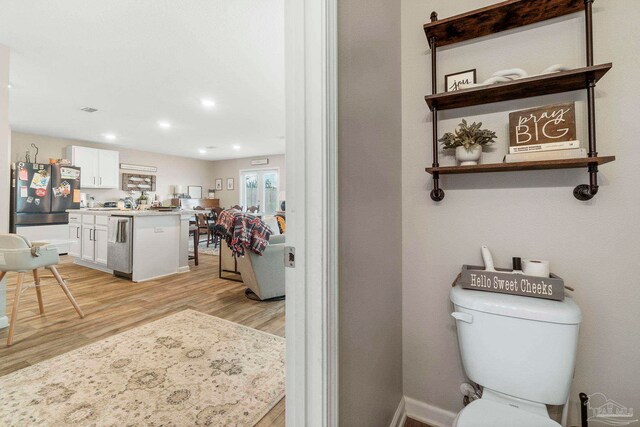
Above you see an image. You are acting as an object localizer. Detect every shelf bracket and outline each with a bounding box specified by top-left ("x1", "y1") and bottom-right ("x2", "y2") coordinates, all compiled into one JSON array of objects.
[
  {"x1": 573, "y1": 184, "x2": 598, "y2": 201},
  {"x1": 574, "y1": 0, "x2": 600, "y2": 202},
  {"x1": 429, "y1": 24, "x2": 444, "y2": 202}
]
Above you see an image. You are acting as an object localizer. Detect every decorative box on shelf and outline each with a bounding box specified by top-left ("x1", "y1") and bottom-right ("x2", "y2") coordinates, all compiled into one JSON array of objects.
[{"x1": 457, "y1": 265, "x2": 565, "y2": 301}]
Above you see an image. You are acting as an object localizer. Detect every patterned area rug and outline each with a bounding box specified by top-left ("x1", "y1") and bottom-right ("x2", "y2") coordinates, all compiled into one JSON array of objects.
[
  {"x1": 0, "y1": 310, "x2": 285, "y2": 426},
  {"x1": 189, "y1": 240, "x2": 220, "y2": 256}
]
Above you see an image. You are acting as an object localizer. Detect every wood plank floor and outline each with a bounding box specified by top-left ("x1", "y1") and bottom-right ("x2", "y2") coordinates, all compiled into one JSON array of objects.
[
  {"x1": 405, "y1": 418, "x2": 433, "y2": 427},
  {"x1": 0, "y1": 253, "x2": 285, "y2": 426}
]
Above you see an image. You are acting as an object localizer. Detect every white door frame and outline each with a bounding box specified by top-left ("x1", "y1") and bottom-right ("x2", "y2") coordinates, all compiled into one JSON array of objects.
[{"x1": 285, "y1": 0, "x2": 338, "y2": 424}]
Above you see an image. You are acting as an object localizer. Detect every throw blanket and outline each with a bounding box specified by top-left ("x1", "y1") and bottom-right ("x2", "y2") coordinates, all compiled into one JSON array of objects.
[{"x1": 214, "y1": 209, "x2": 273, "y2": 256}]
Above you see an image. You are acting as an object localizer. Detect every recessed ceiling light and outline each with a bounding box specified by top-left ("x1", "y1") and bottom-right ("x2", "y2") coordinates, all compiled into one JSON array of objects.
[
  {"x1": 232, "y1": 144, "x2": 241, "y2": 150},
  {"x1": 157, "y1": 120, "x2": 172, "y2": 129},
  {"x1": 198, "y1": 149, "x2": 207, "y2": 154},
  {"x1": 102, "y1": 133, "x2": 117, "y2": 141},
  {"x1": 200, "y1": 98, "x2": 216, "y2": 109},
  {"x1": 7, "y1": 83, "x2": 12, "y2": 89}
]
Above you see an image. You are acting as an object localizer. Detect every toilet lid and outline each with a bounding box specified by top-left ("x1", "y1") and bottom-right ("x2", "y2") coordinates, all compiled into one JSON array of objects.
[{"x1": 455, "y1": 399, "x2": 561, "y2": 427}]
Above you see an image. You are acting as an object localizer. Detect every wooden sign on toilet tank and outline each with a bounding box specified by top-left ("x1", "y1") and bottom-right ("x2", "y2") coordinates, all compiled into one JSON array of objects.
[
  {"x1": 508, "y1": 103, "x2": 577, "y2": 154},
  {"x1": 458, "y1": 265, "x2": 565, "y2": 301}
]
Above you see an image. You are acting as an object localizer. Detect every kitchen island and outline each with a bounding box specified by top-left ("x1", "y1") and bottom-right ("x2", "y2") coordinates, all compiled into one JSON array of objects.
[{"x1": 66, "y1": 209, "x2": 195, "y2": 282}]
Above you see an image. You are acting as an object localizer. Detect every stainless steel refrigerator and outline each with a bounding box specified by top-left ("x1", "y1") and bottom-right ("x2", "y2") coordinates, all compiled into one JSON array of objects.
[{"x1": 10, "y1": 162, "x2": 82, "y2": 230}]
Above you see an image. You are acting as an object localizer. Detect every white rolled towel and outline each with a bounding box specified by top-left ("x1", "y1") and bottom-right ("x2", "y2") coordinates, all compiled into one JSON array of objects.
[
  {"x1": 482, "y1": 75, "x2": 513, "y2": 85},
  {"x1": 541, "y1": 64, "x2": 570, "y2": 74},
  {"x1": 491, "y1": 68, "x2": 528, "y2": 79}
]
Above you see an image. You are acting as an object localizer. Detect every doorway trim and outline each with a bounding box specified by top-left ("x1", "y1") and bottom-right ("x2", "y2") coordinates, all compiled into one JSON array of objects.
[{"x1": 285, "y1": 0, "x2": 338, "y2": 424}]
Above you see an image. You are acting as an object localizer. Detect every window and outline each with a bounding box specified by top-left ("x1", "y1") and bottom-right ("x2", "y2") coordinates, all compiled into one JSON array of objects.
[{"x1": 240, "y1": 169, "x2": 280, "y2": 214}]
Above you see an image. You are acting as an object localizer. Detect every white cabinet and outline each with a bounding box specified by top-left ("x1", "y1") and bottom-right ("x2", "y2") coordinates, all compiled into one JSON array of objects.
[
  {"x1": 66, "y1": 146, "x2": 120, "y2": 189},
  {"x1": 68, "y1": 224, "x2": 82, "y2": 258},
  {"x1": 68, "y1": 213, "x2": 82, "y2": 258},
  {"x1": 71, "y1": 146, "x2": 99, "y2": 188},
  {"x1": 81, "y1": 224, "x2": 95, "y2": 262},
  {"x1": 94, "y1": 225, "x2": 108, "y2": 266},
  {"x1": 98, "y1": 150, "x2": 119, "y2": 188},
  {"x1": 79, "y1": 215, "x2": 109, "y2": 266}
]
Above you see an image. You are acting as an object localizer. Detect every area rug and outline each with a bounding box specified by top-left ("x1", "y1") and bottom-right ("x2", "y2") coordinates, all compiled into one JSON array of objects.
[
  {"x1": 0, "y1": 310, "x2": 285, "y2": 426},
  {"x1": 189, "y1": 240, "x2": 220, "y2": 256}
]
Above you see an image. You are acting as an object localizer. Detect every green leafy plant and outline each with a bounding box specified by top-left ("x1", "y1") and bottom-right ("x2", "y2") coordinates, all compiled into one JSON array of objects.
[{"x1": 439, "y1": 119, "x2": 497, "y2": 151}]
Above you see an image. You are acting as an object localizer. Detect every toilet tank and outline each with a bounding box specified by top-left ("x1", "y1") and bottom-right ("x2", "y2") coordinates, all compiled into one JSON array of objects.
[{"x1": 450, "y1": 285, "x2": 582, "y2": 405}]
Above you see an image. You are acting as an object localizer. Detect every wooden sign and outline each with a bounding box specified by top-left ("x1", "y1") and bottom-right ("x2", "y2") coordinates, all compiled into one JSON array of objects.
[
  {"x1": 458, "y1": 265, "x2": 565, "y2": 301},
  {"x1": 509, "y1": 103, "x2": 576, "y2": 149}
]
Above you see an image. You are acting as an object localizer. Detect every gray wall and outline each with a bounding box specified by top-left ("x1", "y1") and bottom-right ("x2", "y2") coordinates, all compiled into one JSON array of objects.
[
  {"x1": 209, "y1": 155, "x2": 285, "y2": 208},
  {"x1": 339, "y1": 0, "x2": 403, "y2": 425},
  {"x1": 402, "y1": 0, "x2": 640, "y2": 424}
]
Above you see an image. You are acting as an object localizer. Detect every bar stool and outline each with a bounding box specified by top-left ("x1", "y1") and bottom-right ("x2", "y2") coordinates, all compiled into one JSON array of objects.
[{"x1": 0, "y1": 234, "x2": 84, "y2": 346}]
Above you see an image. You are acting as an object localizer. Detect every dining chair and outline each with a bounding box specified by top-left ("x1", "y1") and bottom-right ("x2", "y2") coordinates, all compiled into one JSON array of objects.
[
  {"x1": 208, "y1": 207, "x2": 224, "y2": 248},
  {"x1": 0, "y1": 234, "x2": 84, "y2": 346},
  {"x1": 188, "y1": 224, "x2": 199, "y2": 266},
  {"x1": 196, "y1": 212, "x2": 212, "y2": 246},
  {"x1": 231, "y1": 205, "x2": 243, "y2": 211}
]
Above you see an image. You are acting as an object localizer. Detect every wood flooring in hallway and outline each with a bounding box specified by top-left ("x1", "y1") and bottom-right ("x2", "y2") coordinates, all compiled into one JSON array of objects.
[{"x1": 0, "y1": 253, "x2": 285, "y2": 426}]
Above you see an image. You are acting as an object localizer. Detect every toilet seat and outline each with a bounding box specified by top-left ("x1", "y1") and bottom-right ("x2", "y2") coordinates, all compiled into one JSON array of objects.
[{"x1": 454, "y1": 398, "x2": 561, "y2": 427}]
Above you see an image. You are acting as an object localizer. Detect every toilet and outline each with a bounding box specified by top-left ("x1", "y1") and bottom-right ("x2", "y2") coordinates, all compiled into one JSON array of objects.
[{"x1": 450, "y1": 285, "x2": 582, "y2": 427}]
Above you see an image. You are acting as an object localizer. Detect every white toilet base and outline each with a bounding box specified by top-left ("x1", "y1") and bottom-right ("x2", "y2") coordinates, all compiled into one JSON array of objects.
[{"x1": 453, "y1": 389, "x2": 561, "y2": 427}]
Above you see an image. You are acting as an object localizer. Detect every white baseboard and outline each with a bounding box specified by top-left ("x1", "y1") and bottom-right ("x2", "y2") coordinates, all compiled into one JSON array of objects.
[
  {"x1": 403, "y1": 396, "x2": 457, "y2": 427},
  {"x1": 73, "y1": 259, "x2": 113, "y2": 275},
  {"x1": 0, "y1": 315, "x2": 8, "y2": 329},
  {"x1": 390, "y1": 397, "x2": 407, "y2": 427}
]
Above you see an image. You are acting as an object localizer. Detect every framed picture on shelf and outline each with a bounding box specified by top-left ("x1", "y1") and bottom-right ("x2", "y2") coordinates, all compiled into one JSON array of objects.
[
  {"x1": 215, "y1": 178, "x2": 223, "y2": 191},
  {"x1": 445, "y1": 69, "x2": 476, "y2": 92},
  {"x1": 187, "y1": 185, "x2": 202, "y2": 199},
  {"x1": 226, "y1": 178, "x2": 234, "y2": 191}
]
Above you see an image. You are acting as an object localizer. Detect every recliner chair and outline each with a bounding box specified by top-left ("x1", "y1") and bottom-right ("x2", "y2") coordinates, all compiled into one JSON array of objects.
[{"x1": 236, "y1": 234, "x2": 285, "y2": 301}]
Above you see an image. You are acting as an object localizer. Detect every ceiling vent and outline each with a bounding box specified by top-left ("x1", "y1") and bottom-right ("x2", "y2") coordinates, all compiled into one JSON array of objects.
[{"x1": 80, "y1": 107, "x2": 98, "y2": 113}]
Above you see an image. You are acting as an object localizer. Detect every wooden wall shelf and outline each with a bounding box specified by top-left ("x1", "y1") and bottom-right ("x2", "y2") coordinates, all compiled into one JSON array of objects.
[
  {"x1": 424, "y1": 0, "x2": 612, "y2": 202},
  {"x1": 425, "y1": 64, "x2": 611, "y2": 111},
  {"x1": 426, "y1": 156, "x2": 615, "y2": 175},
  {"x1": 423, "y1": 0, "x2": 584, "y2": 47},
  {"x1": 122, "y1": 173, "x2": 156, "y2": 192}
]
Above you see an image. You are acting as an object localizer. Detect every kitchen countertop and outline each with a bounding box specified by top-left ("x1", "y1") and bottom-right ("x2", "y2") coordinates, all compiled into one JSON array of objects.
[{"x1": 66, "y1": 208, "x2": 198, "y2": 217}]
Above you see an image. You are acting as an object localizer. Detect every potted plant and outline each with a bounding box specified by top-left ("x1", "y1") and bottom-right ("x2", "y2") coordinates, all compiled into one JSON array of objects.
[{"x1": 439, "y1": 119, "x2": 497, "y2": 166}]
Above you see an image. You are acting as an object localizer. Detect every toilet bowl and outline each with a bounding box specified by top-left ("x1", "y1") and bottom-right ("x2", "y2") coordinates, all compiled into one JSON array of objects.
[
  {"x1": 452, "y1": 389, "x2": 561, "y2": 427},
  {"x1": 450, "y1": 285, "x2": 582, "y2": 427}
]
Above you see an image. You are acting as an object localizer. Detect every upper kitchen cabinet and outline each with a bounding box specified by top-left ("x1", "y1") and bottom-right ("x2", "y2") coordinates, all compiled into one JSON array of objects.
[
  {"x1": 97, "y1": 149, "x2": 119, "y2": 188},
  {"x1": 66, "y1": 146, "x2": 120, "y2": 189}
]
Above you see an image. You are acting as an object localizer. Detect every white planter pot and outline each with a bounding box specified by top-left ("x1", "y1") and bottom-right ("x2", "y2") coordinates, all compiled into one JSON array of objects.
[{"x1": 455, "y1": 145, "x2": 482, "y2": 166}]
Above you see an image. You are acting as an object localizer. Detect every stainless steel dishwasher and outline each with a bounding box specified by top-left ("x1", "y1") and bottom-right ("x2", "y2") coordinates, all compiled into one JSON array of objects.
[{"x1": 107, "y1": 216, "x2": 133, "y2": 279}]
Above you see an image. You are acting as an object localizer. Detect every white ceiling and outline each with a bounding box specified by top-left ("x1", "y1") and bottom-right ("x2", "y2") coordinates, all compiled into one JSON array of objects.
[{"x1": 0, "y1": 0, "x2": 285, "y2": 160}]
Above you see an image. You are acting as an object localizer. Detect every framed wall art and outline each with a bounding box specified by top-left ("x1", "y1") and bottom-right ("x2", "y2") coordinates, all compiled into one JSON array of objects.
[{"x1": 445, "y1": 69, "x2": 477, "y2": 92}]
